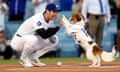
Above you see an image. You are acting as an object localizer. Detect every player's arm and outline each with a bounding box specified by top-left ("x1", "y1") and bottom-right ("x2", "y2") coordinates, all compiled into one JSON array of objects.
[
  {"x1": 35, "y1": 16, "x2": 62, "y2": 39},
  {"x1": 35, "y1": 26, "x2": 60, "y2": 39}
]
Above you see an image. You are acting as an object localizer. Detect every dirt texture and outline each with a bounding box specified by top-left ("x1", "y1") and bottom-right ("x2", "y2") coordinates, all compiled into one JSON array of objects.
[{"x1": 0, "y1": 62, "x2": 120, "y2": 72}]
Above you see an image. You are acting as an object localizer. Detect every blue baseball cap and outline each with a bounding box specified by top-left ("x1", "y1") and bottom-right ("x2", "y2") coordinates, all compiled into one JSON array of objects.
[{"x1": 46, "y1": 3, "x2": 60, "y2": 11}]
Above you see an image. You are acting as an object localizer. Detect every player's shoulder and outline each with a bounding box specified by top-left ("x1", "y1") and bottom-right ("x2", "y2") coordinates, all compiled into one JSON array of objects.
[
  {"x1": 33, "y1": 13, "x2": 42, "y2": 18},
  {"x1": 28, "y1": 13, "x2": 42, "y2": 22}
]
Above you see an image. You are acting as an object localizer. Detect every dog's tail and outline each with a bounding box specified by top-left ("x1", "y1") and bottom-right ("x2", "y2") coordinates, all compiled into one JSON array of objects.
[{"x1": 101, "y1": 46, "x2": 116, "y2": 62}]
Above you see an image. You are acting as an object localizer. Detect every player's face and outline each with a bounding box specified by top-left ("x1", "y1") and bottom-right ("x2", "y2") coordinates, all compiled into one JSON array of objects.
[{"x1": 48, "y1": 10, "x2": 58, "y2": 20}]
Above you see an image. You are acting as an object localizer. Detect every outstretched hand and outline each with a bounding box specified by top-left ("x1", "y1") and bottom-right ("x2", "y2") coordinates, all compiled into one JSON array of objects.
[{"x1": 107, "y1": 22, "x2": 110, "y2": 27}]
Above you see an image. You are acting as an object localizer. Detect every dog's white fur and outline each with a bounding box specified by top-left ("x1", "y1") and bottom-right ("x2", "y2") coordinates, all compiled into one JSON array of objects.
[{"x1": 62, "y1": 15, "x2": 116, "y2": 67}]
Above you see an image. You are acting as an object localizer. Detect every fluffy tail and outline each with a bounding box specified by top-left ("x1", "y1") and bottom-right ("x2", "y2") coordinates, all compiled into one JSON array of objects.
[
  {"x1": 62, "y1": 15, "x2": 71, "y2": 35},
  {"x1": 101, "y1": 46, "x2": 116, "y2": 62}
]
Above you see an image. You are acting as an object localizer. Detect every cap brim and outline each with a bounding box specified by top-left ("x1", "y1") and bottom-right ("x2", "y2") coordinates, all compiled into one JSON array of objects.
[
  {"x1": 48, "y1": 9, "x2": 62, "y2": 12},
  {"x1": 57, "y1": 9, "x2": 62, "y2": 12}
]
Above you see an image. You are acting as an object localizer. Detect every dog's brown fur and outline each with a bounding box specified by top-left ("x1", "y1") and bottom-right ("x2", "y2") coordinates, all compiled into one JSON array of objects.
[
  {"x1": 88, "y1": 41, "x2": 103, "y2": 56},
  {"x1": 93, "y1": 45, "x2": 103, "y2": 56},
  {"x1": 71, "y1": 13, "x2": 103, "y2": 57},
  {"x1": 70, "y1": 13, "x2": 84, "y2": 24}
]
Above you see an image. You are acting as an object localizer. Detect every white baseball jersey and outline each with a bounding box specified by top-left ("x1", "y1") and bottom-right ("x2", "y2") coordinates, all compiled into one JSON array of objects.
[
  {"x1": 15, "y1": 13, "x2": 53, "y2": 36},
  {"x1": 11, "y1": 11, "x2": 59, "y2": 61},
  {"x1": 70, "y1": 24, "x2": 92, "y2": 44},
  {"x1": 62, "y1": 15, "x2": 92, "y2": 45},
  {"x1": 11, "y1": 13, "x2": 56, "y2": 51}
]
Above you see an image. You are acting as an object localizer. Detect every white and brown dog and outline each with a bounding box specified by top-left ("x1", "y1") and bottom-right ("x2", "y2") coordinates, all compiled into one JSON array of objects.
[{"x1": 62, "y1": 13, "x2": 116, "y2": 67}]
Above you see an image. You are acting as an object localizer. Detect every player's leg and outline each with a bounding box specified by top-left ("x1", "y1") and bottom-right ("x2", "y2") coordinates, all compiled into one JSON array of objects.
[
  {"x1": 20, "y1": 35, "x2": 43, "y2": 67},
  {"x1": 20, "y1": 44, "x2": 34, "y2": 67},
  {"x1": 11, "y1": 35, "x2": 33, "y2": 67},
  {"x1": 30, "y1": 35, "x2": 59, "y2": 67},
  {"x1": 30, "y1": 47, "x2": 50, "y2": 67}
]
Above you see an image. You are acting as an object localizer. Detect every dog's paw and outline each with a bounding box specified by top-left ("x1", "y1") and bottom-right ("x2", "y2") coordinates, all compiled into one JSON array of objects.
[
  {"x1": 89, "y1": 65, "x2": 95, "y2": 68},
  {"x1": 94, "y1": 65, "x2": 100, "y2": 68}
]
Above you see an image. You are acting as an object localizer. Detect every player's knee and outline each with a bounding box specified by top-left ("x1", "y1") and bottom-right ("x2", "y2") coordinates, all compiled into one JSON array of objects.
[
  {"x1": 50, "y1": 35, "x2": 59, "y2": 44},
  {"x1": 50, "y1": 35, "x2": 59, "y2": 47},
  {"x1": 54, "y1": 35, "x2": 59, "y2": 45}
]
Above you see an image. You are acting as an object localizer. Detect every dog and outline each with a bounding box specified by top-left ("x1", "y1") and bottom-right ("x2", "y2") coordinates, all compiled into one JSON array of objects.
[{"x1": 62, "y1": 13, "x2": 116, "y2": 67}]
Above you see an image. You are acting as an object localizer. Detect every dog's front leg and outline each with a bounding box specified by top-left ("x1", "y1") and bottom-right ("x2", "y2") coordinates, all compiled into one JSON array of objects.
[{"x1": 62, "y1": 15, "x2": 71, "y2": 35}]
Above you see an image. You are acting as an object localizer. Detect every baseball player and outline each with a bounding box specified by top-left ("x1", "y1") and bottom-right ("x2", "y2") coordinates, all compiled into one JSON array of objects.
[{"x1": 10, "y1": 3, "x2": 62, "y2": 67}]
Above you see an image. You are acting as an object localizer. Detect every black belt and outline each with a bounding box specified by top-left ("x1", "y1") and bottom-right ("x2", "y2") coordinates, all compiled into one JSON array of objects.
[
  {"x1": 16, "y1": 34, "x2": 22, "y2": 37},
  {"x1": 88, "y1": 13, "x2": 105, "y2": 19}
]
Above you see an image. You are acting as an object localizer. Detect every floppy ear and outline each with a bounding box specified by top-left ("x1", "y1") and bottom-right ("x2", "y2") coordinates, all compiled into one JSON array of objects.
[
  {"x1": 76, "y1": 15, "x2": 81, "y2": 21},
  {"x1": 73, "y1": 13, "x2": 85, "y2": 22},
  {"x1": 77, "y1": 13, "x2": 86, "y2": 26},
  {"x1": 75, "y1": 14, "x2": 85, "y2": 26},
  {"x1": 79, "y1": 13, "x2": 85, "y2": 20}
]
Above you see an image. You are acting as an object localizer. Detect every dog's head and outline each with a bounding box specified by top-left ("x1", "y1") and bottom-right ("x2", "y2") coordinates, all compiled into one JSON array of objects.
[{"x1": 70, "y1": 13, "x2": 85, "y2": 26}]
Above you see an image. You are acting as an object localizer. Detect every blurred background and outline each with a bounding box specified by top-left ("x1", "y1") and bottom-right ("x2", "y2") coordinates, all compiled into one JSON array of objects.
[{"x1": 0, "y1": 0, "x2": 118, "y2": 59}]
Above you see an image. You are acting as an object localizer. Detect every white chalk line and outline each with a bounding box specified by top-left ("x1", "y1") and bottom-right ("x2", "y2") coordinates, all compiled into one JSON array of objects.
[{"x1": 6, "y1": 68, "x2": 30, "y2": 71}]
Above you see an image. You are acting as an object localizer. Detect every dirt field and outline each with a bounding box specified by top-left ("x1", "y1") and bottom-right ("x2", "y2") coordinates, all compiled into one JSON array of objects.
[{"x1": 0, "y1": 62, "x2": 120, "y2": 72}]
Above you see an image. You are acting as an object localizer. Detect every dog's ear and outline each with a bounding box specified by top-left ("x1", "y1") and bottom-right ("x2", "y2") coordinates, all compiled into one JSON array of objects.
[
  {"x1": 76, "y1": 15, "x2": 81, "y2": 21},
  {"x1": 70, "y1": 13, "x2": 85, "y2": 24},
  {"x1": 75, "y1": 13, "x2": 85, "y2": 21},
  {"x1": 78, "y1": 13, "x2": 85, "y2": 20}
]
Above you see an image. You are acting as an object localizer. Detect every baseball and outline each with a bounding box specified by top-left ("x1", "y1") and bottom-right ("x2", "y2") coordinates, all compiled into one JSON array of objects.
[{"x1": 57, "y1": 61, "x2": 62, "y2": 66}]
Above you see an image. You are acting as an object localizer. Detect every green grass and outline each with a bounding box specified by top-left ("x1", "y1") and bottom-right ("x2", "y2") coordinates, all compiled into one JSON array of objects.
[
  {"x1": 0, "y1": 57, "x2": 120, "y2": 64},
  {"x1": 40, "y1": 57, "x2": 89, "y2": 63}
]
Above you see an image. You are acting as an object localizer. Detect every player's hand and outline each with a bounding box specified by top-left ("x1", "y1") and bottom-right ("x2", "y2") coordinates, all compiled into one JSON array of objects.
[
  {"x1": 1, "y1": 6, "x2": 8, "y2": 14},
  {"x1": 107, "y1": 22, "x2": 110, "y2": 27},
  {"x1": 57, "y1": 16, "x2": 63, "y2": 27}
]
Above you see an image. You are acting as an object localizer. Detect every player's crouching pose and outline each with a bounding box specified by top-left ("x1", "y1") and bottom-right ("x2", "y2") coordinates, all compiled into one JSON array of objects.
[{"x1": 10, "y1": 3, "x2": 63, "y2": 67}]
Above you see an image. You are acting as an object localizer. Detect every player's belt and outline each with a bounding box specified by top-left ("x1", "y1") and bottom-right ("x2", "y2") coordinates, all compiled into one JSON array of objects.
[{"x1": 16, "y1": 34, "x2": 22, "y2": 37}]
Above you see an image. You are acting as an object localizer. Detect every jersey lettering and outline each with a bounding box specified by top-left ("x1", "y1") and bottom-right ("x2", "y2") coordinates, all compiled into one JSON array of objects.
[
  {"x1": 81, "y1": 28, "x2": 88, "y2": 37},
  {"x1": 72, "y1": 32, "x2": 77, "y2": 40}
]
